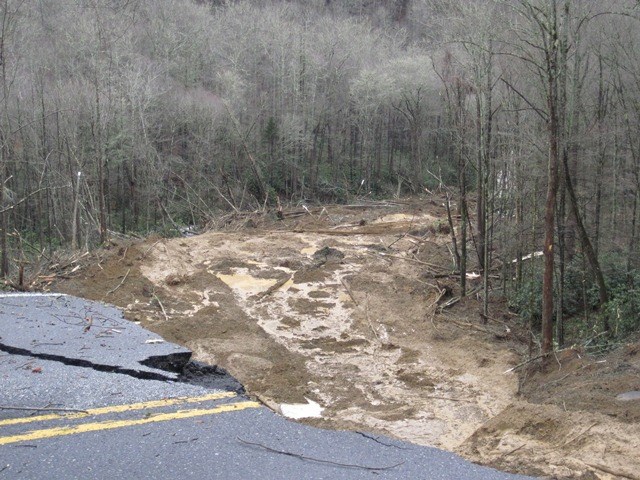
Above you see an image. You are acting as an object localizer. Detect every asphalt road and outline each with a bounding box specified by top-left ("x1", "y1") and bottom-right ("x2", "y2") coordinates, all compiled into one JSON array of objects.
[{"x1": 0, "y1": 294, "x2": 534, "y2": 479}]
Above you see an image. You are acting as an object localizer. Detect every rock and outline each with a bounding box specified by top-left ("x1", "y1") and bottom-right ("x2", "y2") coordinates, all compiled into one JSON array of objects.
[{"x1": 312, "y1": 246, "x2": 344, "y2": 265}]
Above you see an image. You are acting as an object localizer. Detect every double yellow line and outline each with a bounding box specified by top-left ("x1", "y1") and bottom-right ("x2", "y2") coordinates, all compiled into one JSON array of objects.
[{"x1": 0, "y1": 392, "x2": 261, "y2": 446}]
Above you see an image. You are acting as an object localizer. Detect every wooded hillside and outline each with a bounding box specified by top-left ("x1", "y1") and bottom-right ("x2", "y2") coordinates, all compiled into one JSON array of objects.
[{"x1": 2, "y1": 0, "x2": 640, "y2": 344}]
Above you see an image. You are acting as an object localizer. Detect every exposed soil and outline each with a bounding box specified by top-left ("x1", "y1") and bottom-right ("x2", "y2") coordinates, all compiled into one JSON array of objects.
[{"x1": 51, "y1": 196, "x2": 640, "y2": 479}]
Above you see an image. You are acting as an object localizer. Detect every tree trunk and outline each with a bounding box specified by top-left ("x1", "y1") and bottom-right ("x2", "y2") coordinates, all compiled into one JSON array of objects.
[
  {"x1": 71, "y1": 172, "x2": 81, "y2": 250},
  {"x1": 476, "y1": 98, "x2": 485, "y2": 272},
  {"x1": 541, "y1": 103, "x2": 559, "y2": 355},
  {"x1": 556, "y1": 174, "x2": 566, "y2": 347},
  {"x1": 0, "y1": 145, "x2": 8, "y2": 277},
  {"x1": 563, "y1": 151, "x2": 609, "y2": 318},
  {"x1": 459, "y1": 152, "x2": 467, "y2": 297}
]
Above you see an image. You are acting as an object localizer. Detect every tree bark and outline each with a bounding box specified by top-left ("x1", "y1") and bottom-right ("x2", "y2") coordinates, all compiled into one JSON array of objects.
[
  {"x1": 563, "y1": 150, "x2": 609, "y2": 320},
  {"x1": 542, "y1": 96, "x2": 559, "y2": 355}
]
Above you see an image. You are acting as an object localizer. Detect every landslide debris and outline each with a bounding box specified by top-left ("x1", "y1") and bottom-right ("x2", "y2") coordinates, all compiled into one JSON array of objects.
[{"x1": 52, "y1": 197, "x2": 640, "y2": 479}]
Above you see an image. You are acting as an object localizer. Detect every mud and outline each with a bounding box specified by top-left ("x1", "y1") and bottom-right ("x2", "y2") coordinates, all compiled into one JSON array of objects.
[{"x1": 52, "y1": 198, "x2": 640, "y2": 479}]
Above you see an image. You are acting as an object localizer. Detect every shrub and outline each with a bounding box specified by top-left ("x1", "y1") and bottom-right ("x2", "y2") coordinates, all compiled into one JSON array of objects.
[
  {"x1": 601, "y1": 255, "x2": 640, "y2": 337},
  {"x1": 507, "y1": 253, "x2": 640, "y2": 339},
  {"x1": 508, "y1": 265, "x2": 543, "y2": 328}
]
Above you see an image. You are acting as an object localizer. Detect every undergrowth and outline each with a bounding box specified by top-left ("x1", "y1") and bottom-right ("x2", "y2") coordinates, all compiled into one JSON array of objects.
[{"x1": 508, "y1": 253, "x2": 640, "y2": 345}]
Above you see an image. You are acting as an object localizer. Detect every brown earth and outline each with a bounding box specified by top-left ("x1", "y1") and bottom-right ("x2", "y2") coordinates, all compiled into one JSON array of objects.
[{"x1": 49, "y1": 197, "x2": 640, "y2": 479}]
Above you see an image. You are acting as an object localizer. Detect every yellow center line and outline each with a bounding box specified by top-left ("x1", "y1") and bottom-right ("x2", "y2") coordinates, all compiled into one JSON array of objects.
[
  {"x1": 0, "y1": 401, "x2": 261, "y2": 446},
  {"x1": 0, "y1": 391, "x2": 237, "y2": 428}
]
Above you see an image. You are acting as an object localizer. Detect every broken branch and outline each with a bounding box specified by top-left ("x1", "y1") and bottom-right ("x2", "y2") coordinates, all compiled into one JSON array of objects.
[
  {"x1": 586, "y1": 463, "x2": 640, "y2": 480},
  {"x1": 437, "y1": 287, "x2": 482, "y2": 311},
  {"x1": 141, "y1": 240, "x2": 162, "y2": 259},
  {"x1": 152, "y1": 294, "x2": 169, "y2": 321},
  {"x1": 501, "y1": 444, "x2": 526, "y2": 457},
  {"x1": 255, "y1": 275, "x2": 292, "y2": 301},
  {"x1": 503, "y1": 351, "x2": 551, "y2": 374},
  {"x1": 107, "y1": 268, "x2": 131, "y2": 295},
  {"x1": 373, "y1": 252, "x2": 439, "y2": 271},
  {"x1": 340, "y1": 278, "x2": 358, "y2": 306},
  {"x1": 425, "y1": 288, "x2": 446, "y2": 312},
  {"x1": 502, "y1": 347, "x2": 579, "y2": 374},
  {"x1": 364, "y1": 295, "x2": 380, "y2": 343},
  {"x1": 423, "y1": 395, "x2": 475, "y2": 403},
  {"x1": 558, "y1": 422, "x2": 598, "y2": 448}
]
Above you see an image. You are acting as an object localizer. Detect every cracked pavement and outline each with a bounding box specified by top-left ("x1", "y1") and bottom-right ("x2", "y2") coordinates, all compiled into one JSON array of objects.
[
  {"x1": 0, "y1": 294, "x2": 533, "y2": 479},
  {"x1": 0, "y1": 293, "x2": 191, "y2": 380}
]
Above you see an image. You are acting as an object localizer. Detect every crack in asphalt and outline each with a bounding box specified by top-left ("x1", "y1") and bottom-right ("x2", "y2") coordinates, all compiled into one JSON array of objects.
[
  {"x1": 0, "y1": 341, "x2": 181, "y2": 382},
  {"x1": 0, "y1": 342, "x2": 245, "y2": 394},
  {"x1": 355, "y1": 431, "x2": 410, "y2": 450}
]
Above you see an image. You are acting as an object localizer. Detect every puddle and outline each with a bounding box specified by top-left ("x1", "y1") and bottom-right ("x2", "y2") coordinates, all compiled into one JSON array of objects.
[
  {"x1": 300, "y1": 237, "x2": 321, "y2": 256},
  {"x1": 216, "y1": 269, "x2": 280, "y2": 296},
  {"x1": 373, "y1": 213, "x2": 417, "y2": 223},
  {"x1": 616, "y1": 391, "x2": 640, "y2": 401},
  {"x1": 373, "y1": 213, "x2": 434, "y2": 224},
  {"x1": 280, "y1": 398, "x2": 324, "y2": 419}
]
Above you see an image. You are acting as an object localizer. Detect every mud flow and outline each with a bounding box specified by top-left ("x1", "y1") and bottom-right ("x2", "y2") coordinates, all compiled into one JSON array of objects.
[{"x1": 55, "y1": 199, "x2": 640, "y2": 479}]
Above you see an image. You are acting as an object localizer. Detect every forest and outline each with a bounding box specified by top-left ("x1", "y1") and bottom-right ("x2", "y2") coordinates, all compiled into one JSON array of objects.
[{"x1": 2, "y1": 0, "x2": 640, "y2": 349}]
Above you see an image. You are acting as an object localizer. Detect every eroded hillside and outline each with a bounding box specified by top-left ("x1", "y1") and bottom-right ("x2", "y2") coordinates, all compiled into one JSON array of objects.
[{"x1": 53, "y1": 198, "x2": 640, "y2": 479}]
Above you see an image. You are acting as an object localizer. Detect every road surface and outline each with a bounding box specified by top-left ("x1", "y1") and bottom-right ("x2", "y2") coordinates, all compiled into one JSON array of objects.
[{"x1": 0, "y1": 294, "x2": 533, "y2": 479}]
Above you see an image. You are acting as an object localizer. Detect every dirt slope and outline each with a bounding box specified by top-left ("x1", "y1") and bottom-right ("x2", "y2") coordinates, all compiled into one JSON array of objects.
[{"x1": 52, "y1": 198, "x2": 640, "y2": 479}]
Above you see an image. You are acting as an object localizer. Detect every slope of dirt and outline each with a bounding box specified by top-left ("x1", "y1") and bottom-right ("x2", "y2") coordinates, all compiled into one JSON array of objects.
[
  {"x1": 459, "y1": 345, "x2": 640, "y2": 479},
  {"x1": 51, "y1": 197, "x2": 640, "y2": 479}
]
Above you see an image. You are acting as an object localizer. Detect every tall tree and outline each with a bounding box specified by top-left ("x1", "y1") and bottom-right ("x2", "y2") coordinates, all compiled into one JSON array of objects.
[{"x1": 507, "y1": 0, "x2": 568, "y2": 354}]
